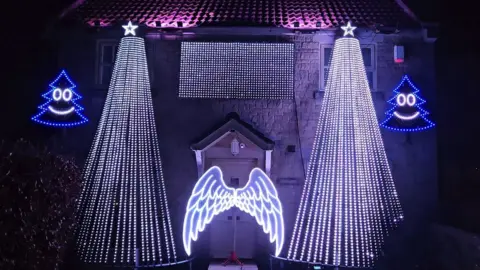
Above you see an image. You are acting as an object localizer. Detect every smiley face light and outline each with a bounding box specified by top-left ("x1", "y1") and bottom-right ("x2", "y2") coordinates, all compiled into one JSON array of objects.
[
  {"x1": 394, "y1": 92, "x2": 418, "y2": 120},
  {"x1": 32, "y1": 70, "x2": 88, "y2": 127},
  {"x1": 49, "y1": 87, "x2": 74, "y2": 115},
  {"x1": 380, "y1": 75, "x2": 435, "y2": 132}
]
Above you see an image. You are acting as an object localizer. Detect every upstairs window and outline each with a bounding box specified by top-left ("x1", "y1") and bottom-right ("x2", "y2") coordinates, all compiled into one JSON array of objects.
[
  {"x1": 320, "y1": 44, "x2": 377, "y2": 91},
  {"x1": 95, "y1": 40, "x2": 155, "y2": 88},
  {"x1": 96, "y1": 40, "x2": 119, "y2": 86}
]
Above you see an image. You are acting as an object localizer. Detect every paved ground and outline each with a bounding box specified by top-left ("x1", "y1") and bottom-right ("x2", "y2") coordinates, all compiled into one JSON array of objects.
[{"x1": 208, "y1": 261, "x2": 258, "y2": 270}]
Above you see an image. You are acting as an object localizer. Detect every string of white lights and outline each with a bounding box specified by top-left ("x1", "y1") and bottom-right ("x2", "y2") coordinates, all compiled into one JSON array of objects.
[
  {"x1": 351, "y1": 50, "x2": 367, "y2": 267},
  {"x1": 79, "y1": 62, "x2": 115, "y2": 262},
  {"x1": 178, "y1": 42, "x2": 294, "y2": 99},
  {"x1": 76, "y1": 33, "x2": 179, "y2": 266},
  {"x1": 111, "y1": 39, "x2": 129, "y2": 263},
  {"x1": 104, "y1": 55, "x2": 131, "y2": 262},
  {"x1": 306, "y1": 114, "x2": 329, "y2": 262},
  {"x1": 138, "y1": 39, "x2": 155, "y2": 263},
  {"x1": 343, "y1": 49, "x2": 354, "y2": 266},
  {"x1": 149, "y1": 90, "x2": 170, "y2": 263},
  {"x1": 352, "y1": 42, "x2": 374, "y2": 266},
  {"x1": 144, "y1": 37, "x2": 178, "y2": 261},
  {"x1": 143, "y1": 66, "x2": 163, "y2": 263},
  {"x1": 86, "y1": 99, "x2": 115, "y2": 262},
  {"x1": 92, "y1": 103, "x2": 113, "y2": 263},
  {"x1": 153, "y1": 92, "x2": 175, "y2": 262},
  {"x1": 286, "y1": 33, "x2": 403, "y2": 268},
  {"x1": 112, "y1": 63, "x2": 128, "y2": 264},
  {"x1": 101, "y1": 69, "x2": 125, "y2": 263},
  {"x1": 290, "y1": 92, "x2": 331, "y2": 260},
  {"x1": 90, "y1": 38, "x2": 128, "y2": 263},
  {"x1": 316, "y1": 74, "x2": 337, "y2": 263},
  {"x1": 139, "y1": 52, "x2": 154, "y2": 263},
  {"x1": 129, "y1": 39, "x2": 137, "y2": 264},
  {"x1": 140, "y1": 41, "x2": 158, "y2": 259}
]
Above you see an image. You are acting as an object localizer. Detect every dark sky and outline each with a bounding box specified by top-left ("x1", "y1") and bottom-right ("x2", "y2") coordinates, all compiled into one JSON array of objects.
[
  {"x1": 404, "y1": 0, "x2": 439, "y2": 22},
  {"x1": 407, "y1": 0, "x2": 480, "y2": 232}
]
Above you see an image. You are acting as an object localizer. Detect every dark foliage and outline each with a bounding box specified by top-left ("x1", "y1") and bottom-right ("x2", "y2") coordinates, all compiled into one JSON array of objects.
[{"x1": 0, "y1": 139, "x2": 82, "y2": 270}]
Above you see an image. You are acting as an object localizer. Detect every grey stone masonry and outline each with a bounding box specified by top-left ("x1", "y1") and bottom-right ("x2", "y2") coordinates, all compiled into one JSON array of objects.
[{"x1": 55, "y1": 28, "x2": 437, "y2": 268}]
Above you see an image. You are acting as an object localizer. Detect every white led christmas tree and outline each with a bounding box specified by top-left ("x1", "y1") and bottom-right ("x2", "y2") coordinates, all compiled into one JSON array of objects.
[
  {"x1": 75, "y1": 22, "x2": 178, "y2": 266},
  {"x1": 286, "y1": 22, "x2": 403, "y2": 268}
]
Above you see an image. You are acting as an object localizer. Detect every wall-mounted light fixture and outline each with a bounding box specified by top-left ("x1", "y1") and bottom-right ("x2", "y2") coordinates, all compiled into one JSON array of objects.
[{"x1": 231, "y1": 137, "x2": 240, "y2": 156}]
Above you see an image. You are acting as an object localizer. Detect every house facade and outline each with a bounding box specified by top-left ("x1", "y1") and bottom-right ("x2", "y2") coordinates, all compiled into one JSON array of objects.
[{"x1": 50, "y1": 0, "x2": 437, "y2": 268}]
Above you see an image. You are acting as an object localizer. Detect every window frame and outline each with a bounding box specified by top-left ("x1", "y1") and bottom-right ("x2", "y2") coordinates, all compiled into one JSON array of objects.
[
  {"x1": 95, "y1": 39, "x2": 119, "y2": 87},
  {"x1": 320, "y1": 44, "x2": 377, "y2": 91},
  {"x1": 95, "y1": 39, "x2": 155, "y2": 88}
]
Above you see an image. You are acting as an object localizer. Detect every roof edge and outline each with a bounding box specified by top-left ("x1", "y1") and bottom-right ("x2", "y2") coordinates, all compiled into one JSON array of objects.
[
  {"x1": 191, "y1": 116, "x2": 274, "y2": 151},
  {"x1": 59, "y1": 0, "x2": 87, "y2": 19},
  {"x1": 393, "y1": 0, "x2": 421, "y2": 24}
]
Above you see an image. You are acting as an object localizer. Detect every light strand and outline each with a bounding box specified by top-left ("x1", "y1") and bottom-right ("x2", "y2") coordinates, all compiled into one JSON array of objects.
[
  {"x1": 286, "y1": 35, "x2": 403, "y2": 268},
  {"x1": 75, "y1": 36, "x2": 179, "y2": 266}
]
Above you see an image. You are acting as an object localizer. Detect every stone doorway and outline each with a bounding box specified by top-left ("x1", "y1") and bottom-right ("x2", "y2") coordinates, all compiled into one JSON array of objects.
[
  {"x1": 207, "y1": 158, "x2": 257, "y2": 259},
  {"x1": 191, "y1": 113, "x2": 275, "y2": 259}
]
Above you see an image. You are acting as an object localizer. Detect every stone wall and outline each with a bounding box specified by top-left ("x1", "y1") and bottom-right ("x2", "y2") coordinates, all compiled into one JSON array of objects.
[{"x1": 55, "y1": 27, "x2": 437, "y2": 268}]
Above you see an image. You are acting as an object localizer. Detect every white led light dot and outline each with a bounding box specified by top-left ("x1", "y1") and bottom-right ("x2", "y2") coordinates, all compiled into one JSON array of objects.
[
  {"x1": 286, "y1": 36, "x2": 403, "y2": 268},
  {"x1": 75, "y1": 36, "x2": 178, "y2": 266}
]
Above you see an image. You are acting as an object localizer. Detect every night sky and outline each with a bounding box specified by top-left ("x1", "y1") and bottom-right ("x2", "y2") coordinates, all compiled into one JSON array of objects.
[{"x1": 2, "y1": 0, "x2": 479, "y2": 233}]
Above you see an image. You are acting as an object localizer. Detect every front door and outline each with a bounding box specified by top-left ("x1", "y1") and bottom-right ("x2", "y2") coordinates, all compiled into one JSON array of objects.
[{"x1": 207, "y1": 158, "x2": 258, "y2": 259}]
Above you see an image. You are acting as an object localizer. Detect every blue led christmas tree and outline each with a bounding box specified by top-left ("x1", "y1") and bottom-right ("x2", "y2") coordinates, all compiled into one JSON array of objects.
[
  {"x1": 75, "y1": 22, "x2": 180, "y2": 267},
  {"x1": 31, "y1": 70, "x2": 88, "y2": 127},
  {"x1": 286, "y1": 22, "x2": 403, "y2": 268},
  {"x1": 380, "y1": 75, "x2": 435, "y2": 132}
]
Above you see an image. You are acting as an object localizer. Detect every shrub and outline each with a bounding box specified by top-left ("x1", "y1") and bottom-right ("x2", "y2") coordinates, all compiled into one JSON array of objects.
[{"x1": 0, "y1": 139, "x2": 82, "y2": 270}]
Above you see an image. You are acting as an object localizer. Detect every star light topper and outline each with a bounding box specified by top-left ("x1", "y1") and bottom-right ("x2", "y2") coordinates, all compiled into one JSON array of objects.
[
  {"x1": 122, "y1": 21, "x2": 138, "y2": 36},
  {"x1": 341, "y1": 21, "x2": 357, "y2": 37}
]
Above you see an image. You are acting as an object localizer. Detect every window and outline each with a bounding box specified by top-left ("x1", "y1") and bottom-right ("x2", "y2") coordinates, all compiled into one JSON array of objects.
[
  {"x1": 96, "y1": 40, "x2": 119, "y2": 86},
  {"x1": 96, "y1": 40, "x2": 155, "y2": 88},
  {"x1": 320, "y1": 44, "x2": 376, "y2": 91}
]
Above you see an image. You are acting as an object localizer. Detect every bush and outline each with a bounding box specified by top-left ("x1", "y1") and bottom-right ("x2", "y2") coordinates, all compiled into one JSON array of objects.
[{"x1": 0, "y1": 139, "x2": 82, "y2": 270}]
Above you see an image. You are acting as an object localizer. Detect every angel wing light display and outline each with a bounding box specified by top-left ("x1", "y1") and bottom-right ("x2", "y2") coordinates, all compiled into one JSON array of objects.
[{"x1": 183, "y1": 166, "x2": 284, "y2": 257}]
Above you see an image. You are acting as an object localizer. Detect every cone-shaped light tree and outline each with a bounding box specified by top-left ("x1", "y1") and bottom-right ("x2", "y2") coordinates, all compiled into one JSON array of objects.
[
  {"x1": 75, "y1": 22, "x2": 178, "y2": 266},
  {"x1": 286, "y1": 22, "x2": 403, "y2": 268}
]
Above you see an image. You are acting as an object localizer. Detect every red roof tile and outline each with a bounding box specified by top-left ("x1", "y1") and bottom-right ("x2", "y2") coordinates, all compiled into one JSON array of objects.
[{"x1": 66, "y1": 0, "x2": 418, "y2": 29}]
